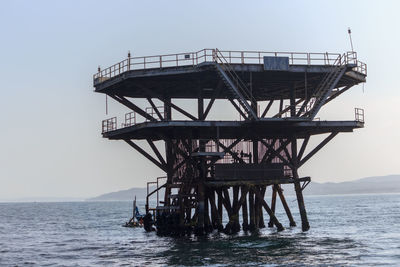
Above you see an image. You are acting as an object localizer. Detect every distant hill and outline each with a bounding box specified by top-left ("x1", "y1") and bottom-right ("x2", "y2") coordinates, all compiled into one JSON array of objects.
[
  {"x1": 87, "y1": 187, "x2": 156, "y2": 201},
  {"x1": 298, "y1": 174, "x2": 400, "y2": 195},
  {"x1": 87, "y1": 175, "x2": 400, "y2": 201}
]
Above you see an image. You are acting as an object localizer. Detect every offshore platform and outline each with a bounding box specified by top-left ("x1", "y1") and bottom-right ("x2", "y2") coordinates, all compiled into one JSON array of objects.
[{"x1": 93, "y1": 49, "x2": 366, "y2": 235}]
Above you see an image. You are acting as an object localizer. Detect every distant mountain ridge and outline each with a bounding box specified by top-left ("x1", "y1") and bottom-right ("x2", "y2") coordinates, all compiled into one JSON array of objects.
[
  {"x1": 87, "y1": 175, "x2": 400, "y2": 201},
  {"x1": 87, "y1": 187, "x2": 153, "y2": 201}
]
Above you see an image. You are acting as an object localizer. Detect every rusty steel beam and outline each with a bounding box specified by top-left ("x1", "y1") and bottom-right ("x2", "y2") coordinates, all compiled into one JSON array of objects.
[
  {"x1": 125, "y1": 139, "x2": 167, "y2": 172},
  {"x1": 259, "y1": 139, "x2": 293, "y2": 168},
  {"x1": 297, "y1": 136, "x2": 310, "y2": 161},
  {"x1": 203, "y1": 81, "x2": 223, "y2": 120},
  {"x1": 299, "y1": 132, "x2": 339, "y2": 167},
  {"x1": 146, "y1": 98, "x2": 164, "y2": 120},
  {"x1": 324, "y1": 85, "x2": 352, "y2": 105},
  {"x1": 228, "y1": 98, "x2": 248, "y2": 120},
  {"x1": 109, "y1": 94, "x2": 156, "y2": 122},
  {"x1": 146, "y1": 139, "x2": 166, "y2": 166},
  {"x1": 261, "y1": 99, "x2": 274, "y2": 118},
  {"x1": 276, "y1": 185, "x2": 296, "y2": 227},
  {"x1": 254, "y1": 187, "x2": 284, "y2": 231},
  {"x1": 273, "y1": 98, "x2": 304, "y2": 118}
]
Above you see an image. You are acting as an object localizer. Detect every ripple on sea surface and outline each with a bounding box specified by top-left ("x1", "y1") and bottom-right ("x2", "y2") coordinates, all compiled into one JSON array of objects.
[{"x1": 0, "y1": 194, "x2": 399, "y2": 266}]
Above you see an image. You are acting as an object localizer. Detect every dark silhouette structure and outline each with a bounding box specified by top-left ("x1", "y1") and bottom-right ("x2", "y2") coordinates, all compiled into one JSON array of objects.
[{"x1": 93, "y1": 49, "x2": 366, "y2": 235}]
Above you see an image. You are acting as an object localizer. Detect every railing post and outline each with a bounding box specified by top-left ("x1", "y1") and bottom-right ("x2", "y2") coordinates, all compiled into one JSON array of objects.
[
  {"x1": 160, "y1": 56, "x2": 162, "y2": 68},
  {"x1": 128, "y1": 51, "x2": 131, "y2": 71},
  {"x1": 241, "y1": 52, "x2": 244, "y2": 64}
]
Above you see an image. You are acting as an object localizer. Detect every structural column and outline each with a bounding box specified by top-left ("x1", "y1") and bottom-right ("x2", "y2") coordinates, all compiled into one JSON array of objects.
[
  {"x1": 164, "y1": 97, "x2": 173, "y2": 205},
  {"x1": 291, "y1": 137, "x2": 310, "y2": 231},
  {"x1": 196, "y1": 96, "x2": 206, "y2": 234}
]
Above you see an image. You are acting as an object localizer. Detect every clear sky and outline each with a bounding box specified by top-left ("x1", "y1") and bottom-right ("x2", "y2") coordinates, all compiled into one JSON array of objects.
[{"x1": 1, "y1": 0, "x2": 399, "y2": 200}]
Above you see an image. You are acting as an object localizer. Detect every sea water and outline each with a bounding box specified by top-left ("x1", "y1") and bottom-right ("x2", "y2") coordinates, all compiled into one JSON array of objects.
[{"x1": 0, "y1": 194, "x2": 399, "y2": 266}]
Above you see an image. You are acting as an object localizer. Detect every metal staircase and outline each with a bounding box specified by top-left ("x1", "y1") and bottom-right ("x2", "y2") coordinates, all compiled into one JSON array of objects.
[
  {"x1": 213, "y1": 49, "x2": 258, "y2": 120},
  {"x1": 299, "y1": 53, "x2": 351, "y2": 119}
]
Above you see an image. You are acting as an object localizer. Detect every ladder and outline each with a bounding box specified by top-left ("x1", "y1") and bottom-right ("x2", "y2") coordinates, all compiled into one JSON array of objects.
[{"x1": 213, "y1": 49, "x2": 258, "y2": 120}]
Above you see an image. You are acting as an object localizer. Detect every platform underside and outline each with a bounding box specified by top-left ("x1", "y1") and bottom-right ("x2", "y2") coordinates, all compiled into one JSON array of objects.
[
  {"x1": 94, "y1": 63, "x2": 366, "y2": 101},
  {"x1": 102, "y1": 120, "x2": 364, "y2": 140}
]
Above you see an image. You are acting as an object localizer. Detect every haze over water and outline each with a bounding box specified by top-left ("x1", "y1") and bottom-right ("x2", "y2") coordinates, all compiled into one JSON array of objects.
[{"x1": 1, "y1": 193, "x2": 399, "y2": 266}]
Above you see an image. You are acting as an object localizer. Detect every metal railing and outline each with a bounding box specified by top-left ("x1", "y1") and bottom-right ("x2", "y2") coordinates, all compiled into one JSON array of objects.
[
  {"x1": 355, "y1": 108, "x2": 364, "y2": 123},
  {"x1": 214, "y1": 49, "x2": 257, "y2": 115},
  {"x1": 93, "y1": 49, "x2": 367, "y2": 85},
  {"x1": 146, "y1": 176, "x2": 167, "y2": 215},
  {"x1": 145, "y1": 106, "x2": 165, "y2": 121},
  {"x1": 102, "y1": 106, "x2": 165, "y2": 133},
  {"x1": 302, "y1": 53, "x2": 346, "y2": 118},
  {"x1": 123, "y1": 112, "x2": 136, "y2": 127},
  {"x1": 102, "y1": 117, "x2": 117, "y2": 133}
]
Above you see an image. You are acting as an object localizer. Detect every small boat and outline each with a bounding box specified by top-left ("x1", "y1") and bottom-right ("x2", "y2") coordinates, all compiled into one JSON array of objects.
[{"x1": 123, "y1": 196, "x2": 144, "y2": 228}]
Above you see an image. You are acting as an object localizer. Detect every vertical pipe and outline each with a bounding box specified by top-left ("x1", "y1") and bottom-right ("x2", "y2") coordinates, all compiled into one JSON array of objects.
[{"x1": 105, "y1": 95, "x2": 108, "y2": 115}]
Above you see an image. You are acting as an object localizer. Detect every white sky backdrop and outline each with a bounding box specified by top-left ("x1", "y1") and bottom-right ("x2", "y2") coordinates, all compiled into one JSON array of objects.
[{"x1": 1, "y1": 0, "x2": 399, "y2": 200}]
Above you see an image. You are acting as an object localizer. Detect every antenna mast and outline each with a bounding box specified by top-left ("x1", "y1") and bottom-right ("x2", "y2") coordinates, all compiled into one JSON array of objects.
[{"x1": 348, "y1": 27, "x2": 354, "y2": 52}]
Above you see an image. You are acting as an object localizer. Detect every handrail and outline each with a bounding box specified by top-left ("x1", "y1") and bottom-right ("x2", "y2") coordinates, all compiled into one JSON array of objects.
[
  {"x1": 146, "y1": 176, "x2": 167, "y2": 214},
  {"x1": 93, "y1": 49, "x2": 367, "y2": 85},
  {"x1": 299, "y1": 54, "x2": 344, "y2": 117},
  {"x1": 299, "y1": 52, "x2": 359, "y2": 118},
  {"x1": 102, "y1": 117, "x2": 117, "y2": 133},
  {"x1": 213, "y1": 48, "x2": 257, "y2": 105},
  {"x1": 355, "y1": 108, "x2": 364, "y2": 123}
]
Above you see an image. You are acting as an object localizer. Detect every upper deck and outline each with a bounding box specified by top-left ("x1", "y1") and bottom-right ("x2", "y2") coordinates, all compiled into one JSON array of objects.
[{"x1": 93, "y1": 49, "x2": 367, "y2": 101}]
